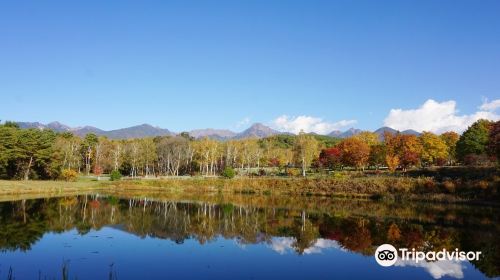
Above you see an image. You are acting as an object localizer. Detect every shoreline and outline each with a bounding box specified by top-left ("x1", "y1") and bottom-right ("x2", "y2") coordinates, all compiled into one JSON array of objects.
[{"x1": 0, "y1": 175, "x2": 498, "y2": 206}]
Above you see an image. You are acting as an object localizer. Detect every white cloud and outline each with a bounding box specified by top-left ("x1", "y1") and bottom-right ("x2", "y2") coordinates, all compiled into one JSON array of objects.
[
  {"x1": 480, "y1": 99, "x2": 500, "y2": 111},
  {"x1": 383, "y1": 99, "x2": 500, "y2": 134},
  {"x1": 272, "y1": 115, "x2": 357, "y2": 134},
  {"x1": 395, "y1": 259, "x2": 465, "y2": 279}
]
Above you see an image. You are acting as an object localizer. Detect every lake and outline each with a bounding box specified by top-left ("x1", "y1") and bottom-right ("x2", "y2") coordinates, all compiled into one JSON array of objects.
[{"x1": 0, "y1": 193, "x2": 498, "y2": 279}]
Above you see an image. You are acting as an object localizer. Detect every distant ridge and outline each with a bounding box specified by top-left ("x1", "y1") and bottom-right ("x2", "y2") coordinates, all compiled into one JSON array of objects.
[
  {"x1": 374, "y1": 126, "x2": 422, "y2": 140},
  {"x1": 189, "y1": 128, "x2": 237, "y2": 140},
  {"x1": 340, "y1": 128, "x2": 363, "y2": 138},
  {"x1": 17, "y1": 122, "x2": 173, "y2": 139},
  {"x1": 234, "y1": 123, "x2": 281, "y2": 139},
  {"x1": 15, "y1": 121, "x2": 283, "y2": 140},
  {"x1": 374, "y1": 126, "x2": 399, "y2": 140},
  {"x1": 327, "y1": 128, "x2": 363, "y2": 138},
  {"x1": 73, "y1": 126, "x2": 105, "y2": 136},
  {"x1": 14, "y1": 121, "x2": 422, "y2": 140},
  {"x1": 99, "y1": 124, "x2": 174, "y2": 139}
]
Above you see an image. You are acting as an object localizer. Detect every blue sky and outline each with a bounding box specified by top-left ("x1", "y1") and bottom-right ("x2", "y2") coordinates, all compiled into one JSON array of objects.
[{"x1": 0, "y1": 0, "x2": 499, "y2": 133}]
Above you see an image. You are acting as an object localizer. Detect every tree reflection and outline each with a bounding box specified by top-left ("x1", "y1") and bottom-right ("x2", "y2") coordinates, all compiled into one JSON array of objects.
[{"x1": 0, "y1": 195, "x2": 498, "y2": 277}]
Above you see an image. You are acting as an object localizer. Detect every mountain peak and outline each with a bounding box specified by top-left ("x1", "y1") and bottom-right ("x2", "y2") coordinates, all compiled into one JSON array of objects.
[
  {"x1": 235, "y1": 123, "x2": 280, "y2": 139},
  {"x1": 328, "y1": 128, "x2": 362, "y2": 138},
  {"x1": 374, "y1": 126, "x2": 421, "y2": 140},
  {"x1": 189, "y1": 128, "x2": 237, "y2": 140},
  {"x1": 248, "y1": 123, "x2": 267, "y2": 129},
  {"x1": 46, "y1": 121, "x2": 72, "y2": 132}
]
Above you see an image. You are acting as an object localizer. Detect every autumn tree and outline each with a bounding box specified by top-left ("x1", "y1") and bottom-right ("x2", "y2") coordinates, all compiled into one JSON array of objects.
[
  {"x1": 337, "y1": 138, "x2": 370, "y2": 170},
  {"x1": 124, "y1": 139, "x2": 140, "y2": 177},
  {"x1": 234, "y1": 138, "x2": 262, "y2": 172},
  {"x1": 318, "y1": 147, "x2": 341, "y2": 170},
  {"x1": 53, "y1": 132, "x2": 82, "y2": 172},
  {"x1": 293, "y1": 132, "x2": 320, "y2": 177},
  {"x1": 223, "y1": 140, "x2": 240, "y2": 169},
  {"x1": 419, "y1": 132, "x2": 448, "y2": 166},
  {"x1": 260, "y1": 137, "x2": 294, "y2": 171},
  {"x1": 156, "y1": 136, "x2": 191, "y2": 176},
  {"x1": 109, "y1": 140, "x2": 124, "y2": 171},
  {"x1": 385, "y1": 154, "x2": 400, "y2": 173},
  {"x1": 385, "y1": 133, "x2": 422, "y2": 171},
  {"x1": 93, "y1": 136, "x2": 114, "y2": 178},
  {"x1": 194, "y1": 138, "x2": 221, "y2": 176},
  {"x1": 140, "y1": 138, "x2": 157, "y2": 177},
  {"x1": 440, "y1": 131, "x2": 459, "y2": 165},
  {"x1": 353, "y1": 131, "x2": 380, "y2": 146},
  {"x1": 369, "y1": 144, "x2": 386, "y2": 169}
]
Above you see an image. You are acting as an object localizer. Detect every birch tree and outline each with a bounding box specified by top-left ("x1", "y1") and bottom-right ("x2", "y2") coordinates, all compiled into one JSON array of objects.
[{"x1": 293, "y1": 132, "x2": 319, "y2": 177}]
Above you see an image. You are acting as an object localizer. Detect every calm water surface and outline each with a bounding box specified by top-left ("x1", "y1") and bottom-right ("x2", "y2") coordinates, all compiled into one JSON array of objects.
[{"x1": 0, "y1": 193, "x2": 498, "y2": 279}]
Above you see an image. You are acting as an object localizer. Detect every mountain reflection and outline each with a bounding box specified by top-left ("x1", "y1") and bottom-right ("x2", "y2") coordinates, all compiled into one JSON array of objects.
[{"x1": 0, "y1": 194, "x2": 498, "y2": 278}]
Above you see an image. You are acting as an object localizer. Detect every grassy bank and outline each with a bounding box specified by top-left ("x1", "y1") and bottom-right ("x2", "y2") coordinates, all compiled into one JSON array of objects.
[
  {"x1": 0, "y1": 170, "x2": 498, "y2": 204},
  {"x1": 108, "y1": 175, "x2": 499, "y2": 204},
  {"x1": 0, "y1": 180, "x2": 103, "y2": 201}
]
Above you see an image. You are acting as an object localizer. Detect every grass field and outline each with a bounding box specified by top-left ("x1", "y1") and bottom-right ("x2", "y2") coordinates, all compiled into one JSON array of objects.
[
  {"x1": 0, "y1": 179, "x2": 103, "y2": 199},
  {"x1": 1, "y1": 172, "x2": 498, "y2": 205}
]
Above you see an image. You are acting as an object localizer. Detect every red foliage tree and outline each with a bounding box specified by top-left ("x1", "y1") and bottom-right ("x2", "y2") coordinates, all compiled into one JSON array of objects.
[
  {"x1": 318, "y1": 147, "x2": 341, "y2": 169},
  {"x1": 269, "y1": 157, "x2": 281, "y2": 168},
  {"x1": 93, "y1": 165, "x2": 103, "y2": 176}
]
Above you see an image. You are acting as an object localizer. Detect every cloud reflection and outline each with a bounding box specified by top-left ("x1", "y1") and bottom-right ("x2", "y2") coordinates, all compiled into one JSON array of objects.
[
  {"x1": 269, "y1": 237, "x2": 341, "y2": 255},
  {"x1": 395, "y1": 259, "x2": 466, "y2": 279}
]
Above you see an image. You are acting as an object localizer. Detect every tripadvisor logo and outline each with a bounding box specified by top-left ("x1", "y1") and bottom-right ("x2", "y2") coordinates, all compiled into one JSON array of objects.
[
  {"x1": 374, "y1": 244, "x2": 482, "y2": 267},
  {"x1": 375, "y1": 244, "x2": 398, "y2": 267}
]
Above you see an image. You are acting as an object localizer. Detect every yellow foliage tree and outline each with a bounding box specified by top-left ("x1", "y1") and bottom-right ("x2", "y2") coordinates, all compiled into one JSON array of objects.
[
  {"x1": 419, "y1": 132, "x2": 448, "y2": 166},
  {"x1": 385, "y1": 154, "x2": 399, "y2": 173}
]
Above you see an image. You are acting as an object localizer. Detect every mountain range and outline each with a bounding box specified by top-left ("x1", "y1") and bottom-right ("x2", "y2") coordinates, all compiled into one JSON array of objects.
[
  {"x1": 328, "y1": 128, "x2": 363, "y2": 138},
  {"x1": 14, "y1": 121, "x2": 421, "y2": 140},
  {"x1": 373, "y1": 127, "x2": 421, "y2": 140},
  {"x1": 17, "y1": 122, "x2": 174, "y2": 139}
]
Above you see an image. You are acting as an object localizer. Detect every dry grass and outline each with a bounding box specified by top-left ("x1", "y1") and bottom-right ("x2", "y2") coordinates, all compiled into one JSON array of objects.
[
  {"x1": 0, "y1": 174, "x2": 497, "y2": 204},
  {"x1": 108, "y1": 176, "x2": 422, "y2": 195},
  {"x1": 0, "y1": 180, "x2": 104, "y2": 199}
]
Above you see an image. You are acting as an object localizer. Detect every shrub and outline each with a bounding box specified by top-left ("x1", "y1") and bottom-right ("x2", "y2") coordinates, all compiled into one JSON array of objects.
[
  {"x1": 287, "y1": 168, "x2": 301, "y2": 177},
  {"x1": 424, "y1": 179, "x2": 436, "y2": 190},
  {"x1": 110, "y1": 170, "x2": 122, "y2": 181},
  {"x1": 60, "y1": 169, "x2": 78, "y2": 182},
  {"x1": 475, "y1": 180, "x2": 489, "y2": 190},
  {"x1": 416, "y1": 178, "x2": 436, "y2": 192},
  {"x1": 331, "y1": 172, "x2": 345, "y2": 179},
  {"x1": 442, "y1": 180, "x2": 456, "y2": 193},
  {"x1": 222, "y1": 167, "x2": 236, "y2": 179},
  {"x1": 463, "y1": 154, "x2": 492, "y2": 166}
]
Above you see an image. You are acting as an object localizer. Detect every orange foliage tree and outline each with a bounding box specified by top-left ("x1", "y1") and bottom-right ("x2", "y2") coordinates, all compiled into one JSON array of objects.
[
  {"x1": 337, "y1": 138, "x2": 370, "y2": 170},
  {"x1": 385, "y1": 133, "x2": 422, "y2": 172}
]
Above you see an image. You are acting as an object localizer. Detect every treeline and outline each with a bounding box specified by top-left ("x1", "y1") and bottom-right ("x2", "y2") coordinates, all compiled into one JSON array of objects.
[
  {"x1": 318, "y1": 119, "x2": 498, "y2": 172},
  {"x1": 0, "y1": 119, "x2": 498, "y2": 180}
]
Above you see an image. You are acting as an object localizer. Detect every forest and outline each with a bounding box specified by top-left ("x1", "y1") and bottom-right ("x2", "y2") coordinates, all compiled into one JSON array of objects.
[{"x1": 0, "y1": 119, "x2": 498, "y2": 181}]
